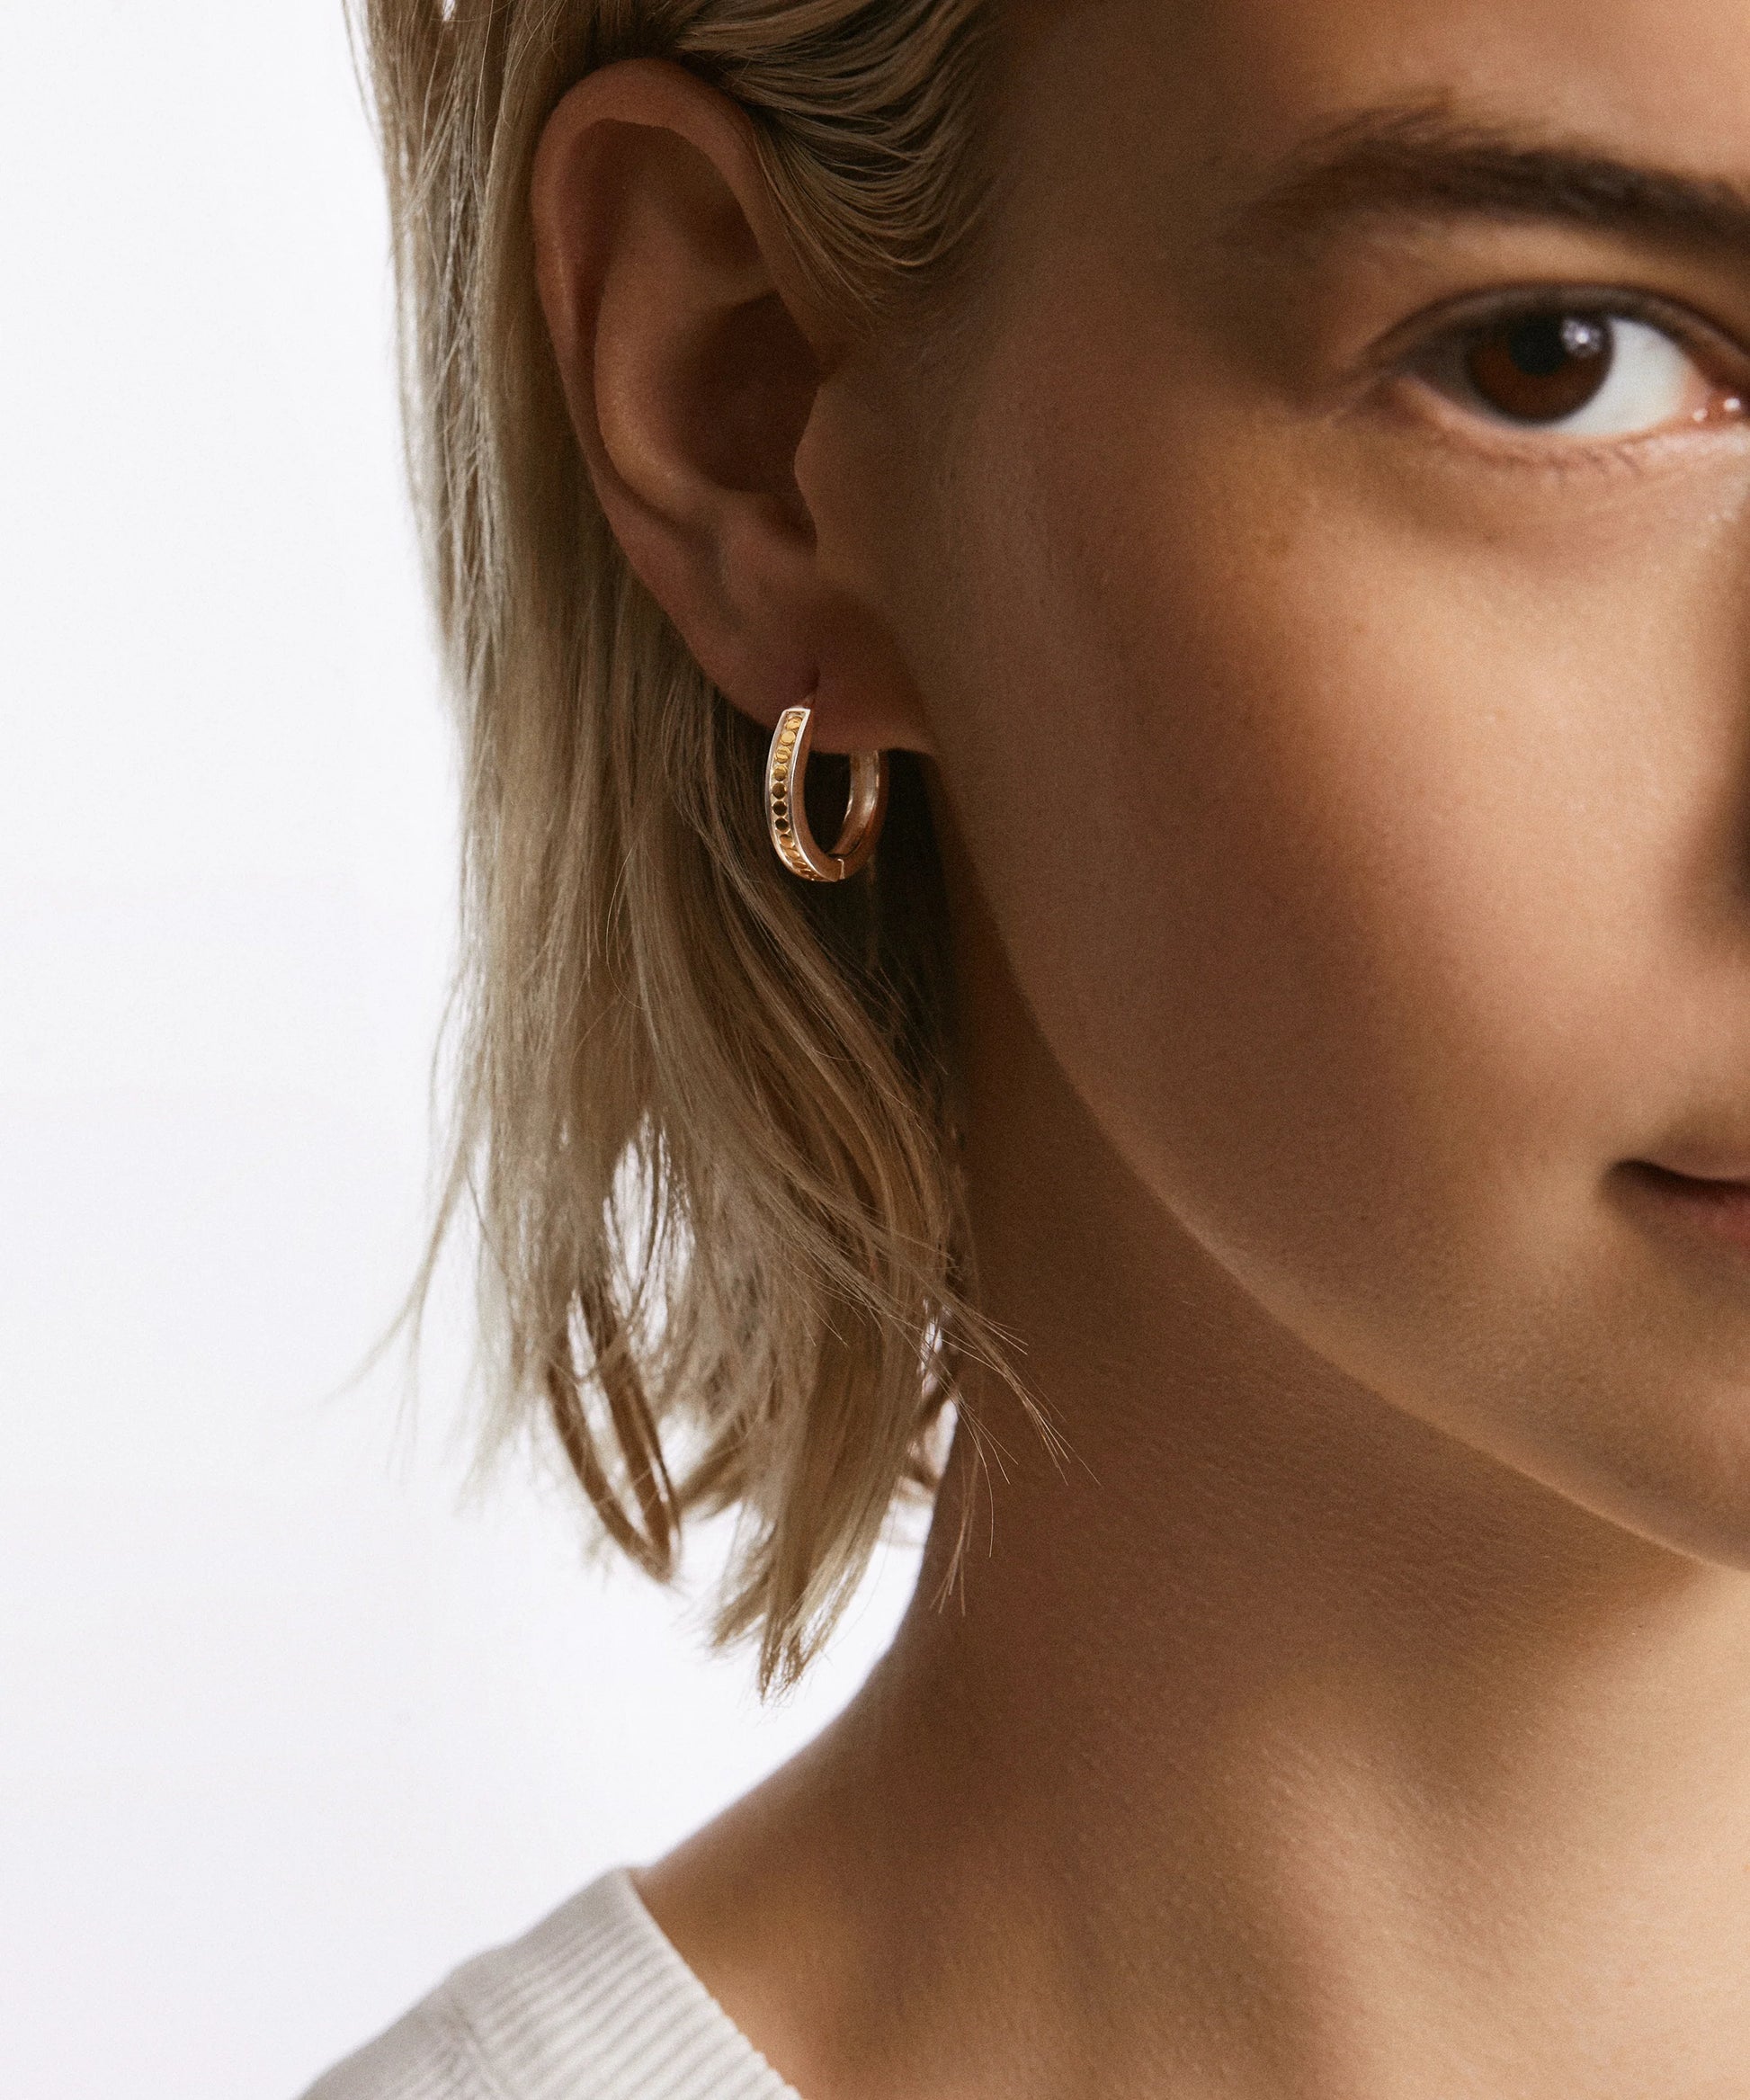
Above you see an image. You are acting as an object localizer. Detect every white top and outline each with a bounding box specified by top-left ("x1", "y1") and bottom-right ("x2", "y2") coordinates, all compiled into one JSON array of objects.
[{"x1": 301, "y1": 1869, "x2": 804, "y2": 2100}]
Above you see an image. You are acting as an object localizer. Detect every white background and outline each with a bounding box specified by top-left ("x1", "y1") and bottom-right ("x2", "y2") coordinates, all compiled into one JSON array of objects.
[{"x1": 0, "y1": 9, "x2": 919, "y2": 2094}]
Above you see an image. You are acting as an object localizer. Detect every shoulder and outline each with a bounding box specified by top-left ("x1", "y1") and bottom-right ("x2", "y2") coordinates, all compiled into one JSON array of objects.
[{"x1": 299, "y1": 1868, "x2": 801, "y2": 2100}]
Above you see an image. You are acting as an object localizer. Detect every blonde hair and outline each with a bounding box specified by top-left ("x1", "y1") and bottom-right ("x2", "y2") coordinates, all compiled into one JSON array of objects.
[{"x1": 350, "y1": 0, "x2": 1034, "y2": 1689}]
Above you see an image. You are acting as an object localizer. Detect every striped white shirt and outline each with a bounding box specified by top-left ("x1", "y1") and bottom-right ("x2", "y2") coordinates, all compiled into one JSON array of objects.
[{"x1": 303, "y1": 1870, "x2": 801, "y2": 2100}]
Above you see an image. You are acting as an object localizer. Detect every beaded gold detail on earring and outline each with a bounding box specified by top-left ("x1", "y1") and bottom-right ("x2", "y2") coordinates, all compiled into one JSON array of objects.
[{"x1": 764, "y1": 703, "x2": 888, "y2": 882}]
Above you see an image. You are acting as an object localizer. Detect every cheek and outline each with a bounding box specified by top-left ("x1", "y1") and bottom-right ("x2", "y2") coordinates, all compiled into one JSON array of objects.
[{"x1": 922, "y1": 329, "x2": 1750, "y2": 1437}]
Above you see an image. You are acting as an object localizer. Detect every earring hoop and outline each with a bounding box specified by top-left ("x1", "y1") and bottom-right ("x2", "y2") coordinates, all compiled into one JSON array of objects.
[{"x1": 765, "y1": 704, "x2": 888, "y2": 882}]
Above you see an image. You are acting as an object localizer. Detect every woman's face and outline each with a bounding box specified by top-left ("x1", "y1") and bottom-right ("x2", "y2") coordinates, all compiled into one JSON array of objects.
[{"x1": 826, "y1": 0, "x2": 1750, "y2": 1559}]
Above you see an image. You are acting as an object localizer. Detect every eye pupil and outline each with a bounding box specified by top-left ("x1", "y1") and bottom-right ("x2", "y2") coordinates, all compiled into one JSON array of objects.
[{"x1": 1465, "y1": 311, "x2": 1616, "y2": 422}]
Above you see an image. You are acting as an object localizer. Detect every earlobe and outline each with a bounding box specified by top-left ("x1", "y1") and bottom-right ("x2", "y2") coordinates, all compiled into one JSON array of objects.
[{"x1": 528, "y1": 60, "x2": 932, "y2": 758}]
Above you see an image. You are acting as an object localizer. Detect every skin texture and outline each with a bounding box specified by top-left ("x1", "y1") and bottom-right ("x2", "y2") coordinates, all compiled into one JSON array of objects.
[{"x1": 531, "y1": 2, "x2": 1750, "y2": 2093}]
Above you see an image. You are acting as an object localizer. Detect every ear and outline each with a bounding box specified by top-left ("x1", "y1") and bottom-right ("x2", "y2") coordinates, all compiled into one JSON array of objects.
[{"x1": 530, "y1": 58, "x2": 930, "y2": 755}]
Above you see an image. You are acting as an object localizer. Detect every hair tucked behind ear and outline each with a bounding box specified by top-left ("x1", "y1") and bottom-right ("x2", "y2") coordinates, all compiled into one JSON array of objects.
[{"x1": 348, "y1": 0, "x2": 1042, "y2": 1691}]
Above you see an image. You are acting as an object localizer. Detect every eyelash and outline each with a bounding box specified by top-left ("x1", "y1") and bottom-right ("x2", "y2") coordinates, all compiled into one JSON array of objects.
[{"x1": 1379, "y1": 286, "x2": 1750, "y2": 463}]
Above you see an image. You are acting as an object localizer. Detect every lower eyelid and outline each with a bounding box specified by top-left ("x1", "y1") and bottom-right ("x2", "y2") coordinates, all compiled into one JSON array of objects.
[{"x1": 1370, "y1": 371, "x2": 1737, "y2": 473}]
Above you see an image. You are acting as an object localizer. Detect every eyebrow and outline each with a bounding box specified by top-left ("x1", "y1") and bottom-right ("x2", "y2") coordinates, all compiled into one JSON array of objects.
[{"x1": 1236, "y1": 101, "x2": 1750, "y2": 258}]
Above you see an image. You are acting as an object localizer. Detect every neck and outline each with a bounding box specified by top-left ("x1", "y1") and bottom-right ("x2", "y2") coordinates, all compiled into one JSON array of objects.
[{"x1": 640, "y1": 898, "x2": 1750, "y2": 2100}]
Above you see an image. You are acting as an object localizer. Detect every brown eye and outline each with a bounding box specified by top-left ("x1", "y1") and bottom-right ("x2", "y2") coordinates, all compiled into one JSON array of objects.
[{"x1": 1462, "y1": 313, "x2": 1613, "y2": 424}]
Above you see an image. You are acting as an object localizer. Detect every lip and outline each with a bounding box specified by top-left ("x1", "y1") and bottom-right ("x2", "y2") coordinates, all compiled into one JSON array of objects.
[{"x1": 1618, "y1": 1160, "x2": 1750, "y2": 1257}]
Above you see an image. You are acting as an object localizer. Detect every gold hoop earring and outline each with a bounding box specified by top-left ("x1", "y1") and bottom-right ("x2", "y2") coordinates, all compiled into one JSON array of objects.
[{"x1": 765, "y1": 704, "x2": 888, "y2": 882}]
